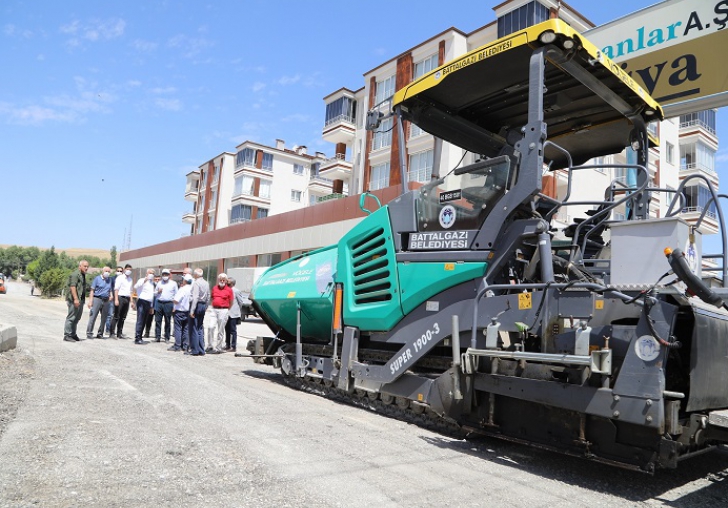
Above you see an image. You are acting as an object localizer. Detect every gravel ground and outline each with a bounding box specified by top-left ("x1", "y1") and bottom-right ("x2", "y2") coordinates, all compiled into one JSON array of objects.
[{"x1": 0, "y1": 279, "x2": 727, "y2": 507}]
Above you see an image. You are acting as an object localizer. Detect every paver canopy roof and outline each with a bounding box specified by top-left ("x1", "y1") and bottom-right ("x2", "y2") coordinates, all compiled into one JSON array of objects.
[{"x1": 393, "y1": 19, "x2": 664, "y2": 169}]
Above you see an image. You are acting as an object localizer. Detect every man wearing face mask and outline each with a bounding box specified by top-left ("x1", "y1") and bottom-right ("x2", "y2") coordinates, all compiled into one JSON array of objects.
[
  {"x1": 154, "y1": 268, "x2": 178, "y2": 342},
  {"x1": 105, "y1": 266, "x2": 123, "y2": 336},
  {"x1": 111, "y1": 264, "x2": 134, "y2": 339},
  {"x1": 133, "y1": 268, "x2": 156, "y2": 345},
  {"x1": 86, "y1": 266, "x2": 113, "y2": 339}
]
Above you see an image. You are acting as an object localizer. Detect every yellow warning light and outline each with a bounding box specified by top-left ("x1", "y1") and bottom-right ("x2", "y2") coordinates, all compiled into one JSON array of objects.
[
  {"x1": 417, "y1": 394, "x2": 424, "y2": 401},
  {"x1": 664, "y1": 247, "x2": 673, "y2": 256},
  {"x1": 444, "y1": 263, "x2": 455, "y2": 271}
]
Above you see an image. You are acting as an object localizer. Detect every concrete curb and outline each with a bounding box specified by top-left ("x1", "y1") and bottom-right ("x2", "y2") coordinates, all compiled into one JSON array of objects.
[{"x1": 0, "y1": 324, "x2": 18, "y2": 352}]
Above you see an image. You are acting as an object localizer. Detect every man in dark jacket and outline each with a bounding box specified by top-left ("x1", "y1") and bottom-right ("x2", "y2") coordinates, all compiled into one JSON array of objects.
[{"x1": 64, "y1": 260, "x2": 89, "y2": 342}]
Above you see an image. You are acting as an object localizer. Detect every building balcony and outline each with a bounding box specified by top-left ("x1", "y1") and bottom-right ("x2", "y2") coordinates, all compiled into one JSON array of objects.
[
  {"x1": 679, "y1": 118, "x2": 717, "y2": 136},
  {"x1": 234, "y1": 163, "x2": 272, "y2": 177},
  {"x1": 182, "y1": 211, "x2": 196, "y2": 224},
  {"x1": 319, "y1": 154, "x2": 353, "y2": 182},
  {"x1": 308, "y1": 174, "x2": 334, "y2": 195},
  {"x1": 184, "y1": 186, "x2": 199, "y2": 201},
  {"x1": 680, "y1": 162, "x2": 719, "y2": 188},
  {"x1": 322, "y1": 114, "x2": 356, "y2": 145},
  {"x1": 231, "y1": 192, "x2": 270, "y2": 206},
  {"x1": 680, "y1": 206, "x2": 719, "y2": 235}
]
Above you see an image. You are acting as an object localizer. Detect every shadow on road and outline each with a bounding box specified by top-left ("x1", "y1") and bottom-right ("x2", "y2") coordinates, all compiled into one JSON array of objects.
[{"x1": 421, "y1": 434, "x2": 728, "y2": 504}]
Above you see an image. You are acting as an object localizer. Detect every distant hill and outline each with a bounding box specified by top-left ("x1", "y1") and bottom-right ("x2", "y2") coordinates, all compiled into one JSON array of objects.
[{"x1": 0, "y1": 245, "x2": 110, "y2": 260}]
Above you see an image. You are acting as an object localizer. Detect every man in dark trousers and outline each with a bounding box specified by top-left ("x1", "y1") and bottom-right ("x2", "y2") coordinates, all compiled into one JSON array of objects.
[
  {"x1": 86, "y1": 266, "x2": 113, "y2": 339},
  {"x1": 111, "y1": 264, "x2": 133, "y2": 339},
  {"x1": 154, "y1": 269, "x2": 177, "y2": 342},
  {"x1": 187, "y1": 268, "x2": 210, "y2": 356},
  {"x1": 64, "y1": 260, "x2": 89, "y2": 342},
  {"x1": 133, "y1": 268, "x2": 156, "y2": 345}
]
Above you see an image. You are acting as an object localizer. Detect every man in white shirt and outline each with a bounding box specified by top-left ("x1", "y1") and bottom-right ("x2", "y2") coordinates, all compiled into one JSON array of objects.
[
  {"x1": 169, "y1": 274, "x2": 192, "y2": 352},
  {"x1": 133, "y1": 268, "x2": 156, "y2": 345},
  {"x1": 110, "y1": 264, "x2": 134, "y2": 339},
  {"x1": 154, "y1": 268, "x2": 178, "y2": 342}
]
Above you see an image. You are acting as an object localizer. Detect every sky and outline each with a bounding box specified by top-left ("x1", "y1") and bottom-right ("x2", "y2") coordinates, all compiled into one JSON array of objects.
[{"x1": 1, "y1": 0, "x2": 726, "y2": 253}]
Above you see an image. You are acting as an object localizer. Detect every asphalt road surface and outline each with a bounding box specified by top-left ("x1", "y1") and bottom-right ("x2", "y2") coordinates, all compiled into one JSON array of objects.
[{"x1": 1, "y1": 279, "x2": 727, "y2": 507}]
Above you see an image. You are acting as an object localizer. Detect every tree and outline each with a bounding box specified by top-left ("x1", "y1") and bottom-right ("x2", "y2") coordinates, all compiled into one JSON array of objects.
[
  {"x1": 110, "y1": 245, "x2": 117, "y2": 268},
  {"x1": 39, "y1": 267, "x2": 70, "y2": 297}
]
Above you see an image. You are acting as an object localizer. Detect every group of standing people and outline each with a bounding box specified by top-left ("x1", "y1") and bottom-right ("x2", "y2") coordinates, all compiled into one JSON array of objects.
[{"x1": 63, "y1": 261, "x2": 248, "y2": 356}]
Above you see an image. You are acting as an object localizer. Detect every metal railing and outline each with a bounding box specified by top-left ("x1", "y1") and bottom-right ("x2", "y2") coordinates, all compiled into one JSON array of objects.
[
  {"x1": 324, "y1": 114, "x2": 356, "y2": 127},
  {"x1": 681, "y1": 206, "x2": 717, "y2": 219},
  {"x1": 310, "y1": 175, "x2": 333, "y2": 184},
  {"x1": 680, "y1": 162, "x2": 715, "y2": 173},
  {"x1": 679, "y1": 119, "x2": 716, "y2": 135},
  {"x1": 316, "y1": 193, "x2": 346, "y2": 204}
]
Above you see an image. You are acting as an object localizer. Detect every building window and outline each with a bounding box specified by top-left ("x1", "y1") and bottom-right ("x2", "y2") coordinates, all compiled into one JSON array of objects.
[
  {"x1": 291, "y1": 190, "x2": 302, "y2": 202},
  {"x1": 613, "y1": 166, "x2": 627, "y2": 184},
  {"x1": 225, "y1": 256, "x2": 254, "y2": 270},
  {"x1": 408, "y1": 150, "x2": 434, "y2": 183},
  {"x1": 195, "y1": 217, "x2": 202, "y2": 234},
  {"x1": 206, "y1": 212, "x2": 215, "y2": 231},
  {"x1": 257, "y1": 253, "x2": 282, "y2": 268},
  {"x1": 293, "y1": 163, "x2": 305, "y2": 175},
  {"x1": 593, "y1": 155, "x2": 610, "y2": 173},
  {"x1": 261, "y1": 152, "x2": 273, "y2": 171},
  {"x1": 680, "y1": 109, "x2": 716, "y2": 134},
  {"x1": 212, "y1": 165, "x2": 219, "y2": 185},
  {"x1": 497, "y1": 1, "x2": 550, "y2": 38},
  {"x1": 325, "y1": 96, "x2": 357, "y2": 126},
  {"x1": 410, "y1": 123, "x2": 424, "y2": 138},
  {"x1": 375, "y1": 75, "x2": 395, "y2": 106},
  {"x1": 370, "y1": 162, "x2": 390, "y2": 191},
  {"x1": 230, "y1": 204, "x2": 252, "y2": 224},
  {"x1": 259, "y1": 179, "x2": 271, "y2": 199},
  {"x1": 236, "y1": 148, "x2": 255, "y2": 169},
  {"x1": 681, "y1": 141, "x2": 715, "y2": 172},
  {"x1": 257, "y1": 207, "x2": 269, "y2": 219},
  {"x1": 372, "y1": 117, "x2": 393, "y2": 151},
  {"x1": 647, "y1": 122, "x2": 658, "y2": 138},
  {"x1": 199, "y1": 193, "x2": 206, "y2": 211},
  {"x1": 234, "y1": 175, "x2": 255, "y2": 196},
  {"x1": 682, "y1": 185, "x2": 717, "y2": 218},
  {"x1": 665, "y1": 142, "x2": 674, "y2": 165},
  {"x1": 209, "y1": 189, "x2": 217, "y2": 208},
  {"x1": 414, "y1": 54, "x2": 438, "y2": 80}
]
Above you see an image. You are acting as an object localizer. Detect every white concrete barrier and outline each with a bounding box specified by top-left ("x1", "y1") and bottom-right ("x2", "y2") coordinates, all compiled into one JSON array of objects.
[{"x1": 0, "y1": 324, "x2": 18, "y2": 352}]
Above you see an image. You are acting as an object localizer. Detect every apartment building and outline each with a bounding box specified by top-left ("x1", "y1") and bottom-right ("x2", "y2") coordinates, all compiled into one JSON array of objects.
[
  {"x1": 124, "y1": 0, "x2": 720, "y2": 286},
  {"x1": 182, "y1": 140, "x2": 350, "y2": 236}
]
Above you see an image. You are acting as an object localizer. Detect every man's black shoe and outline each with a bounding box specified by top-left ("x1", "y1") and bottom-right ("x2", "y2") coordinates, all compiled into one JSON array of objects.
[
  {"x1": 96, "y1": 334, "x2": 106, "y2": 339},
  {"x1": 117, "y1": 334, "x2": 129, "y2": 339},
  {"x1": 86, "y1": 335, "x2": 94, "y2": 339},
  {"x1": 134, "y1": 339, "x2": 149, "y2": 345},
  {"x1": 155, "y1": 337, "x2": 161, "y2": 342},
  {"x1": 72, "y1": 335, "x2": 84, "y2": 341},
  {"x1": 63, "y1": 336, "x2": 78, "y2": 342},
  {"x1": 168, "y1": 346, "x2": 181, "y2": 351}
]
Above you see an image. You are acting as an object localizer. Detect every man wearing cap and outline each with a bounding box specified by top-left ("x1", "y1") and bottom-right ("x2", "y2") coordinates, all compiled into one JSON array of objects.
[
  {"x1": 169, "y1": 274, "x2": 192, "y2": 352},
  {"x1": 154, "y1": 268, "x2": 178, "y2": 342},
  {"x1": 208, "y1": 273, "x2": 233, "y2": 354}
]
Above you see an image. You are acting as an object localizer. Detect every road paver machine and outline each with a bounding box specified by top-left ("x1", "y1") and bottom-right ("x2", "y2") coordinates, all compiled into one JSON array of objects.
[{"x1": 249, "y1": 19, "x2": 728, "y2": 472}]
